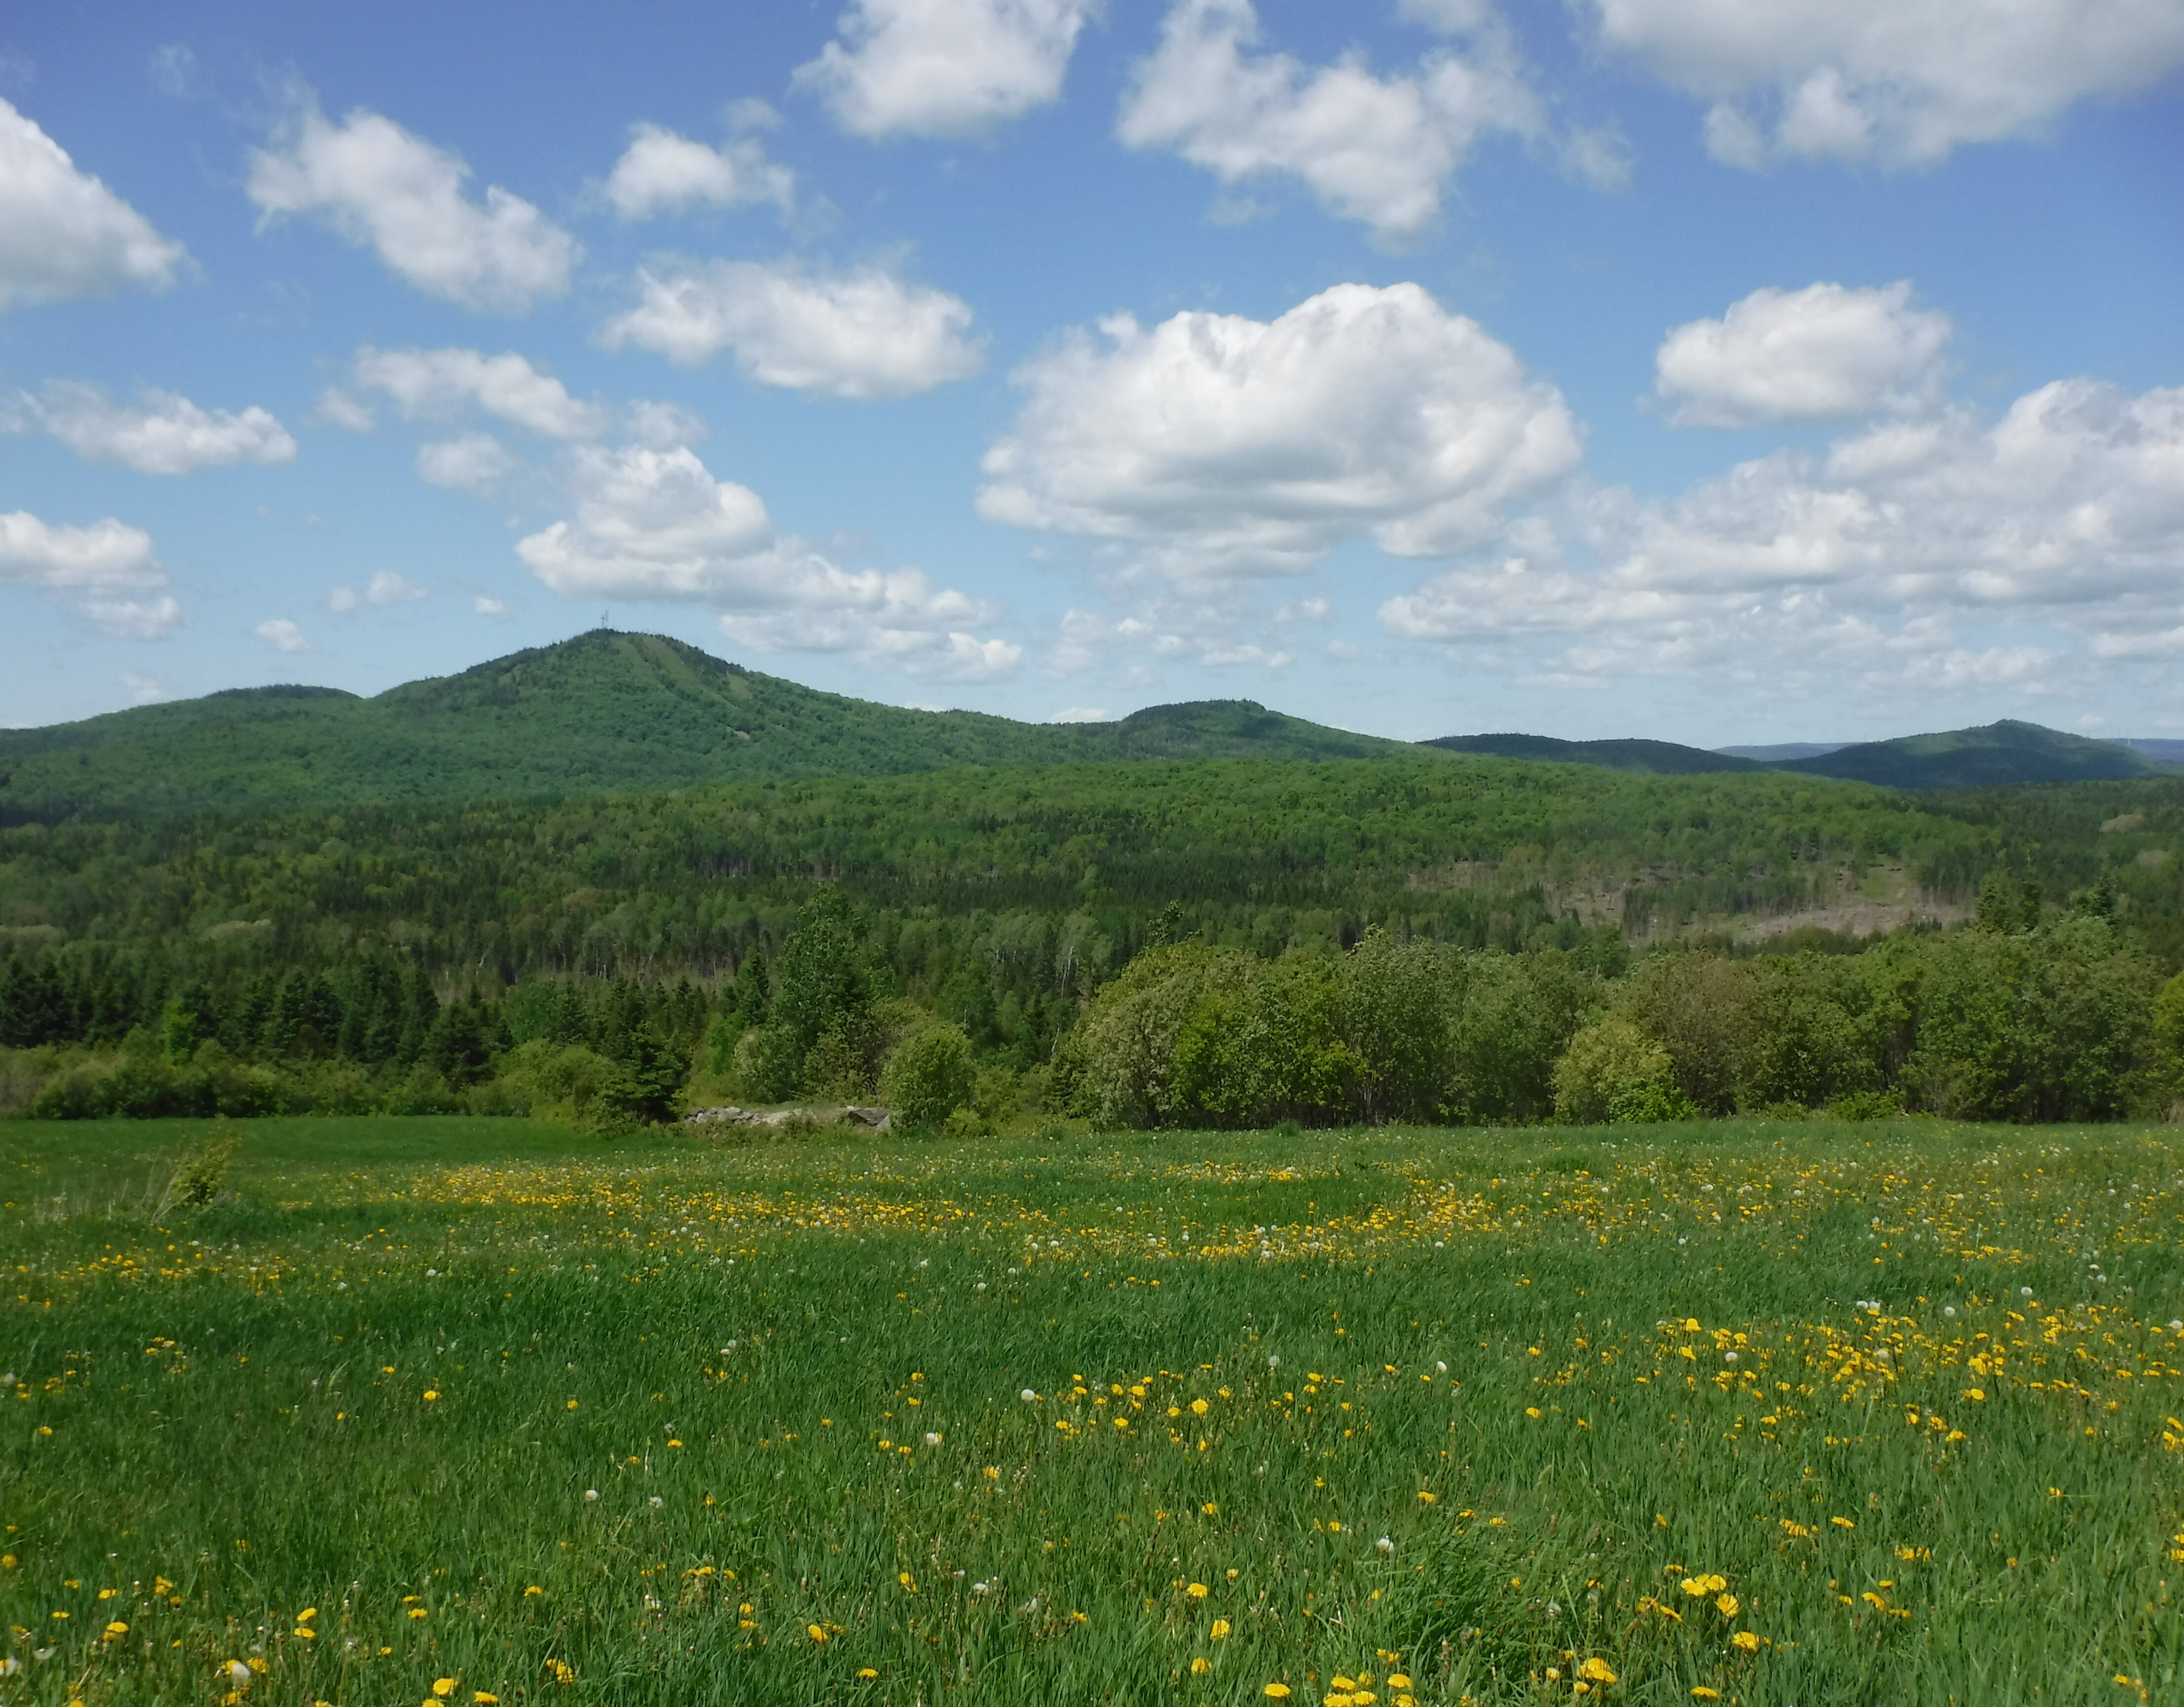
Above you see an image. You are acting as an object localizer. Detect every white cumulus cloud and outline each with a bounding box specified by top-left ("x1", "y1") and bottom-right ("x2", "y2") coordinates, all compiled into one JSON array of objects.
[
  {"x1": 1655, "y1": 282, "x2": 1953, "y2": 428},
  {"x1": 1586, "y1": 0, "x2": 2184, "y2": 168},
  {"x1": 254, "y1": 617, "x2": 311, "y2": 653},
  {"x1": 598, "y1": 259, "x2": 984, "y2": 398},
  {"x1": 0, "y1": 97, "x2": 187, "y2": 309},
  {"x1": 0, "y1": 509, "x2": 180, "y2": 636},
  {"x1": 1380, "y1": 374, "x2": 2184, "y2": 702},
  {"x1": 416, "y1": 433, "x2": 517, "y2": 493},
  {"x1": 515, "y1": 443, "x2": 1017, "y2": 679},
  {"x1": 352, "y1": 347, "x2": 608, "y2": 439},
  {"x1": 247, "y1": 92, "x2": 579, "y2": 312},
  {"x1": 978, "y1": 281, "x2": 1581, "y2": 578},
  {"x1": 330, "y1": 570, "x2": 430, "y2": 613},
  {"x1": 1117, "y1": 0, "x2": 1552, "y2": 244},
  {"x1": 602, "y1": 122, "x2": 794, "y2": 219},
  {"x1": 16, "y1": 382, "x2": 297, "y2": 473},
  {"x1": 795, "y1": 0, "x2": 1099, "y2": 139}
]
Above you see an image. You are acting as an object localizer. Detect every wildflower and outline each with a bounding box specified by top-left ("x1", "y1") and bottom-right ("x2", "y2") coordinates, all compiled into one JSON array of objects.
[
  {"x1": 546, "y1": 1661, "x2": 574, "y2": 1685},
  {"x1": 476, "y1": 1695, "x2": 500, "y2": 1705},
  {"x1": 900, "y1": 1573, "x2": 917, "y2": 1593},
  {"x1": 1418, "y1": 1492, "x2": 1437, "y2": 1503},
  {"x1": 227, "y1": 1661, "x2": 253, "y2": 1686},
  {"x1": 102, "y1": 1621, "x2": 127, "y2": 1639},
  {"x1": 1211, "y1": 1619, "x2": 1232, "y2": 1639},
  {"x1": 807, "y1": 1625, "x2": 828, "y2": 1643},
  {"x1": 423, "y1": 1390, "x2": 439, "y2": 1402},
  {"x1": 1192, "y1": 1657, "x2": 1211, "y2": 1675},
  {"x1": 1201, "y1": 1501, "x2": 1218, "y2": 1515},
  {"x1": 1266, "y1": 1686, "x2": 1292, "y2": 1699},
  {"x1": 1191, "y1": 1398, "x2": 1210, "y2": 1415},
  {"x1": 857, "y1": 1669, "x2": 877, "y2": 1680},
  {"x1": 1376, "y1": 1537, "x2": 1395, "y2": 1555},
  {"x1": 924, "y1": 1432, "x2": 941, "y2": 1447},
  {"x1": 1692, "y1": 1691, "x2": 1720, "y2": 1701},
  {"x1": 1831, "y1": 1516, "x2": 1855, "y2": 1529},
  {"x1": 433, "y1": 1680, "x2": 456, "y2": 1699},
  {"x1": 1188, "y1": 1583, "x2": 1209, "y2": 1598},
  {"x1": 408, "y1": 1608, "x2": 428, "y2": 1620},
  {"x1": 985, "y1": 1466, "x2": 1001, "y2": 1481},
  {"x1": 1731, "y1": 1631, "x2": 1760, "y2": 1653},
  {"x1": 1579, "y1": 1659, "x2": 1617, "y2": 1683},
  {"x1": 1021, "y1": 1389, "x2": 1038, "y2": 1402},
  {"x1": 648, "y1": 1497, "x2": 664, "y2": 1509},
  {"x1": 1715, "y1": 1593, "x2": 1738, "y2": 1617},
  {"x1": 524, "y1": 1587, "x2": 543, "y2": 1598}
]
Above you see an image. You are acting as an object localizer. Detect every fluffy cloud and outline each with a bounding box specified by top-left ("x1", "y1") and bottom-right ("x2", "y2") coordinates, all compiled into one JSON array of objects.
[
  {"x1": 1380, "y1": 375, "x2": 2184, "y2": 696},
  {"x1": 416, "y1": 433, "x2": 517, "y2": 492},
  {"x1": 15, "y1": 382, "x2": 297, "y2": 473},
  {"x1": 516, "y1": 444, "x2": 1018, "y2": 678},
  {"x1": 598, "y1": 260, "x2": 984, "y2": 398},
  {"x1": 0, "y1": 509, "x2": 179, "y2": 636},
  {"x1": 978, "y1": 282, "x2": 1581, "y2": 577},
  {"x1": 352, "y1": 347, "x2": 607, "y2": 439},
  {"x1": 603, "y1": 122, "x2": 794, "y2": 219},
  {"x1": 254, "y1": 618, "x2": 311, "y2": 653},
  {"x1": 248, "y1": 94, "x2": 578, "y2": 312},
  {"x1": 795, "y1": 0, "x2": 1099, "y2": 139},
  {"x1": 0, "y1": 98, "x2": 186, "y2": 309},
  {"x1": 329, "y1": 571, "x2": 429, "y2": 613},
  {"x1": 1117, "y1": 0, "x2": 1554, "y2": 244},
  {"x1": 1586, "y1": 0, "x2": 2184, "y2": 168},
  {"x1": 1655, "y1": 282, "x2": 1953, "y2": 428}
]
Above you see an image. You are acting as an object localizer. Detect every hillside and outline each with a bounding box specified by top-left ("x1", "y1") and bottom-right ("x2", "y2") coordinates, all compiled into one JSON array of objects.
[
  {"x1": 0, "y1": 631, "x2": 1404, "y2": 823},
  {"x1": 1422, "y1": 732, "x2": 1768, "y2": 775},
  {"x1": 1777, "y1": 719, "x2": 2182, "y2": 788}
]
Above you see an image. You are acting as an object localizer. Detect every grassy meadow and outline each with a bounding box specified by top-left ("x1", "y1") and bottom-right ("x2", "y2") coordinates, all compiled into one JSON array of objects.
[{"x1": 1, "y1": 1116, "x2": 2180, "y2": 1706}]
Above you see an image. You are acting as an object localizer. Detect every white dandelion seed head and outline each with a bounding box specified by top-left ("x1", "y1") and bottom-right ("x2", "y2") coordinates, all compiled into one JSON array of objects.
[
  {"x1": 1375, "y1": 1536, "x2": 1395, "y2": 1554},
  {"x1": 584, "y1": 1489, "x2": 599, "y2": 1502},
  {"x1": 1021, "y1": 1388, "x2": 1038, "y2": 1402},
  {"x1": 1435, "y1": 1361, "x2": 1448, "y2": 1374},
  {"x1": 1723, "y1": 1350, "x2": 1737, "y2": 1363},
  {"x1": 648, "y1": 1496, "x2": 664, "y2": 1509},
  {"x1": 1944, "y1": 1306, "x2": 1957, "y2": 1318},
  {"x1": 924, "y1": 1431, "x2": 941, "y2": 1447},
  {"x1": 227, "y1": 1660, "x2": 253, "y2": 1685}
]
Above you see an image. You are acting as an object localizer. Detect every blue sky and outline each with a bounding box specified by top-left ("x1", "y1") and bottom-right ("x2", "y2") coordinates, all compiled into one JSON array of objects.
[{"x1": 3, "y1": 0, "x2": 2182, "y2": 745}]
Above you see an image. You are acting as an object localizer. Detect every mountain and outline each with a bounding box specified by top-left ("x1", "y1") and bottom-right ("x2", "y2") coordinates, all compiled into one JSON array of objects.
[
  {"x1": 2109, "y1": 738, "x2": 2184, "y2": 765},
  {"x1": 1420, "y1": 732, "x2": 1769, "y2": 775},
  {"x1": 0, "y1": 630, "x2": 1406, "y2": 823},
  {"x1": 1715, "y1": 742, "x2": 1848, "y2": 761},
  {"x1": 1775, "y1": 720, "x2": 2184, "y2": 788}
]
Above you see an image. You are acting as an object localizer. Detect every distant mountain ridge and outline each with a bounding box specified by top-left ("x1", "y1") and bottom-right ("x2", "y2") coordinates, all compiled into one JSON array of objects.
[
  {"x1": 1421, "y1": 733, "x2": 1768, "y2": 775},
  {"x1": 6, "y1": 629, "x2": 2180, "y2": 825},
  {"x1": 0, "y1": 630, "x2": 1405, "y2": 823}
]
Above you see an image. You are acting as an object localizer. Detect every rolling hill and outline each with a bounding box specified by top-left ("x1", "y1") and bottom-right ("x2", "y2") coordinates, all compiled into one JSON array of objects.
[
  {"x1": 1774, "y1": 720, "x2": 2182, "y2": 788},
  {"x1": 0, "y1": 630, "x2": 1407, "y2": 823},
  {"x1": 1421, "y1": 732, "x2": 1769, "y2": 775}
]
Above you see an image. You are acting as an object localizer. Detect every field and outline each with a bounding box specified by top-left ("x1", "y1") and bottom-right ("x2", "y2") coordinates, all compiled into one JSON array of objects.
[{"x1": 1, "y1": 1117, "x2": 2181, "y2": 1706}]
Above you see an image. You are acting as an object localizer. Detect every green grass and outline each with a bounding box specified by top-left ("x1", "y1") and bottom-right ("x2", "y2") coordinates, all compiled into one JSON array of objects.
[{"x1": 1, "y1": 1116, "x2": 2181, "y2": 1706}]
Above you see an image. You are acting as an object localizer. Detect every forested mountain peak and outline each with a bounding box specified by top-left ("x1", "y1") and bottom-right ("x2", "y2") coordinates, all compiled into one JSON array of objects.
[
  {"x1": 1778, "y1": 719, "x2": 2183, "y2": 788},
  {"x1": 1421, "y1": 732, "x2": 1769, "y2": 775},
  {"x1": 0, "y1": 630, "x2": 1398, "y2": 824}
]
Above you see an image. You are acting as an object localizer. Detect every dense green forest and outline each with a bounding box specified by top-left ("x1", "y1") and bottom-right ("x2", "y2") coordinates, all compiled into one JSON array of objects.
[{"x1": 8, "y1": 741, "x2": 2184, "y2": 1128}]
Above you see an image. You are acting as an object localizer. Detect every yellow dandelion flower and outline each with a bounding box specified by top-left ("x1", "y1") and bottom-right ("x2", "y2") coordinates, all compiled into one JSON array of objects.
[
  {"x1": 408, "y1": 1608, "x2": 429, "y2": 1620},
  {"x1": 1211, "y1": 1619, "x2": 1232, "y2": 1640},
  {"x1": 807, "y1": 1625, "x2": 828, "y2": 1643},
  {"x1": 523, "y1": 1586, "x2": 543, "y2": 1598},
  {"x1": 1188, "y1": 1582, "x2": 1209, "y2": 1599},
  {"x1": 433, "y1": 1678, "x2": 456, "y2": 1698},
  {"x1": 1191, "y1": 1398, "x2": 1210, "y2": 1415},
  {"x1": 1693, "y1": 1690, "x2": 1720, "y2": 1701},
  {"x1": 423, "y1": 1390, "x2": 439, "y2": 1403},
  {"x1": 1732, "y1": 1631, "x2": 1760, "y2": 1653},
  {"x1": 1202, "y1": 1501, "x2": 1218, "y2": 1515},
  {"x1": 475, "y1": 1695, "x2": 499, "y2": 1705},
  {"x1": 1266, "y1": 1686, "x2": 1292, "y2": 1699},
  {"x1": 1579, "y1": 1659, "x2": 1616, "y2": 1683},
  {"x1": 1388, "y1": 1678, "x2": 1412, "y2": 1691},
  {"x1": 857, "y1": 1669, "x2": 877, "y2": 1679},
  {"x1": 102, "y1": 1621, "x2": 128, "y2": 1639},
  {"x1": 1417, "y1": 1492, "x2": 1436, "y2": 1503},
  {"x1": 1716, "y1": 1592, "x2": 1739, "y2": 1618},
  {"x1": 1831, "y1": 1516, "x2": 1855, "y2": 1529},
  {"x1": 1192, "y1": 1657, "x2": 1211, "y2": 1675}
]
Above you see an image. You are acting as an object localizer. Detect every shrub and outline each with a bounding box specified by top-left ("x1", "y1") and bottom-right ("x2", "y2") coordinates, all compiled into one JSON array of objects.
[
  {"x1": 1553, "y1": 1017, "x2": 1690, "y2": 1125},
  {"x1": 880, "y1": 1023, "x2": 976, "y2": 1131}
]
